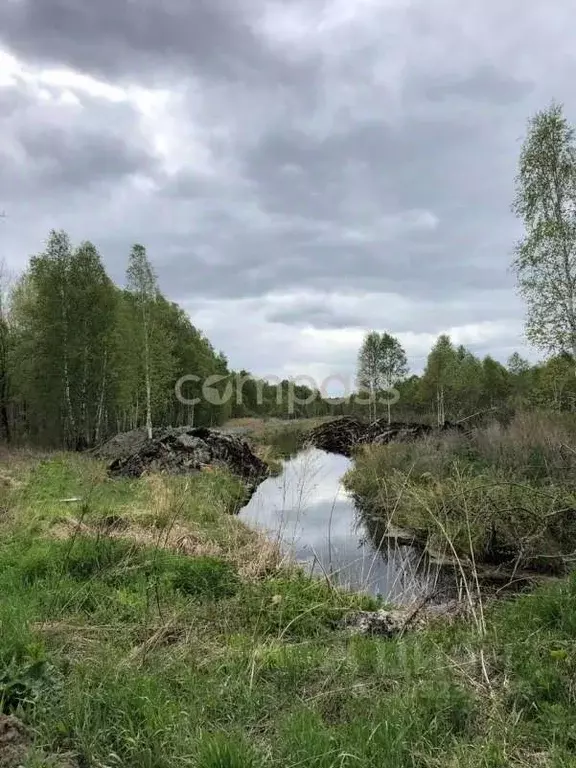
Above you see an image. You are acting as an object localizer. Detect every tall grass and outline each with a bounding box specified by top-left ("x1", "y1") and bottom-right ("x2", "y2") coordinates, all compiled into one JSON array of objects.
[{"x1": 345, "y1": 412, "x2": 576, "y2": 574}]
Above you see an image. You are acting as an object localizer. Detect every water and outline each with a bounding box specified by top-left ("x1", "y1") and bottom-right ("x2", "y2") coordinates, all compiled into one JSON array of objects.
[{"x1": 240, "y1": 447, "x2": 436, "y2": 601}]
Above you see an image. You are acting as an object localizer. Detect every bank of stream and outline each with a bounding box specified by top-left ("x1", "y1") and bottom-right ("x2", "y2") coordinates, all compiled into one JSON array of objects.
[{"x1": 240, "y1": 447, "x2": 448, "y2": 603}]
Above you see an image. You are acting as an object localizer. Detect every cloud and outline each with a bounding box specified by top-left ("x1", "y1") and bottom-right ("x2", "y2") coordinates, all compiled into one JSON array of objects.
[{"x1": 0, "y1": 0, "x2": 572, "y2": 379}]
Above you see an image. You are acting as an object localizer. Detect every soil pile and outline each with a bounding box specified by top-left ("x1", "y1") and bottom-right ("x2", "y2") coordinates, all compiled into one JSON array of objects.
[
  {"x1": 93, "y1": 427, "x2": 153, "y2": 461},
  {"x1": 106, "y1": 426, "x2": 269, "y2": 482},
  {"x1": 0, "y1": 715, "x2": 30, "y2": 768},
  {"x1": 310, "y1": 417, "x2": 464, "y2": 456}
]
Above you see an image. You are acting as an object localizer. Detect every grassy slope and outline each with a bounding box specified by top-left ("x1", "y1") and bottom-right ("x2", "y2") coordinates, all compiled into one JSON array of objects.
[{"x1": 0, "y1": 450, "x2": 575, "y2": 767}]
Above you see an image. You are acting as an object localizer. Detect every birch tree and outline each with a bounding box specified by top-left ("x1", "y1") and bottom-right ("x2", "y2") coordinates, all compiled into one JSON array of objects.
[
  {"x1": 0, "y1": 260, "x2": 11, "y2": 442},
  {"x1": 23, "y1": 230, "x2": 76, "y2": 445},
  {"x1": 513, "y1": 102, "x2": 576, "y2": 362},
  {"x1": 126, "y1": 244, "x2": 158, "y2": 439},
  {"x1": 357, "y1": 332, "x2": 382, "y2": 420},
  {"x1": 421, "y1": 335, "x2": 459, "y2": 426},
  {"x1": 67, "y1": 241, "x2": 116, "y2": 447},
  {"x1": 379, "y1": 332, "x2": 408, "y2": 424},
  {"x1": 357, "y1": 332, "x2": 408, "y2": 422}
]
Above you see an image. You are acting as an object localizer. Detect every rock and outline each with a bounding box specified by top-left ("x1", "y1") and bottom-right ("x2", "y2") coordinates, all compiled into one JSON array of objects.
[
  {"x1": 309, "y1": 417, "x2": 465, "y2": 456},
  {"x1": 343, "y1": 600, "x2": 469, "y2": 636},
  {"x1": 107, "y1": 426, "x2": 270, "y2": 483},
  {"x1": 342, "y1": 608, "x2": 414, "y2": 636}
]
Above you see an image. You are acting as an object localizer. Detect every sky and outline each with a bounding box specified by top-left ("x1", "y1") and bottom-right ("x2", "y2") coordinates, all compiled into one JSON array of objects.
[{"x1": 0, "y1": 0, "x2": 574, "y2": 390}]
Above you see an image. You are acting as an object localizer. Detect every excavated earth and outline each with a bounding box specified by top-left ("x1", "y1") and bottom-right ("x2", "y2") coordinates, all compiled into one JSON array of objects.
[
  {"x1": 99, "y1": 426, "x2": 269, "y2": 484},
  {"x1": 309, "y1": 416, "x2": 465, "y2": 456}
]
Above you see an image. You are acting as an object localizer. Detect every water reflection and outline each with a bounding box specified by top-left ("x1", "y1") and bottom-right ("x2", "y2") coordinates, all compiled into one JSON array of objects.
[{"x1": 240, "y1": 447, "x2": 438, "y2": 601}]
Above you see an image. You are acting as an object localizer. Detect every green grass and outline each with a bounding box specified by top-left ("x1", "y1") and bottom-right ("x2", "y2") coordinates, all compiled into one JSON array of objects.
[{"x1": 1, "y1": 450, "x2": 576, "y2": 766}]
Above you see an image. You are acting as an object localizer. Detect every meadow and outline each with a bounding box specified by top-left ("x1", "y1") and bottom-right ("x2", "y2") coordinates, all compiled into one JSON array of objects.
[{"x1": 1, "y1": 421, "x2": 576, "y2": 767}]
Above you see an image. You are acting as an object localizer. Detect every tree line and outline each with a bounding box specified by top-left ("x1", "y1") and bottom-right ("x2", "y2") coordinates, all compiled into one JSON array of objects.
[
  {"x1": 0, "y1": 231, "x2": 336, "y2": 447},
  {"x1": 353, "y1": 331, "x2": 576, "y2": 424},
  {"x1": 1, "y1": 231, "x2": 235, "y2": 447},
  {"x1": 3, "y1": 101, "x2": 576, "y2": 444}
]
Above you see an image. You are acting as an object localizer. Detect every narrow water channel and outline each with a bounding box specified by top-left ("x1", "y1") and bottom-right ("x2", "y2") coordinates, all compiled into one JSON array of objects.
[{"x1": 240, "y1": 447, "x2": 437, "y2": 601}]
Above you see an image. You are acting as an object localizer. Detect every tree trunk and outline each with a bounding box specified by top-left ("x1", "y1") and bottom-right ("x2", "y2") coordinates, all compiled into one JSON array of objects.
[
  {"x1": 142, "y1": 307, "x2": 153, "y2": 440},
  {"x1": 94, "y1": 351, "x2": 108, "y2": 445}
]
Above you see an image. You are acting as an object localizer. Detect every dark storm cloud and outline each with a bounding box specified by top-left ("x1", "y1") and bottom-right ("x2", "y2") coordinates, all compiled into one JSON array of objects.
[
  {"x1": 18, "y1": 123, "x2": 154, "y2": 189},
  {"x1": 422, "y1": 65, "x2": 533, "y2": 105},
  {"x1": 0, "y1": 80, "x2": 158, "y2": 199},
  {"x1": 0, "y1": 0, "x2": 313, "y2": 87},
  {"x1": 151, "y1": 102, "x2": 523, "y2": 301}
]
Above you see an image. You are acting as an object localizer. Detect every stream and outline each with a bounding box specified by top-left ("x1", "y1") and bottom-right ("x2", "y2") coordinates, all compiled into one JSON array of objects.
[{"x1": 240, "y1": 447, "x2": 439, "y2": 602}]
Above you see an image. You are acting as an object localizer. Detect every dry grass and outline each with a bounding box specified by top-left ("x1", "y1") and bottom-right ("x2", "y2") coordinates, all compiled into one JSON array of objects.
[
  {"x1": 345, "y1": 412, "x2": 576, "y2": 575},
  {"x1": 48, "y1": 472, "x2": 283, "y2": 581}
]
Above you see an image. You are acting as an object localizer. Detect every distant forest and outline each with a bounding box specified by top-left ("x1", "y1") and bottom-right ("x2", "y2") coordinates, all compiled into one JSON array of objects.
[{"x1": 0, "y1": 229, "x2": 573, "y2": 448}]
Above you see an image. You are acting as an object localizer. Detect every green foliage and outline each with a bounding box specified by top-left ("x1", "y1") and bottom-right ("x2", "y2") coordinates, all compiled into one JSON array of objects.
[
  {"x1": 513, "y1": 102, "x2": 576, "y2": 358},
  {"x1": 235, "y1": 571, "x2": 378, "y2": 639},
  {"x1": 195, "y1": 733, "x2": 262, "y2": 768},
  {"x1": 0, "y1": 652, "x2": 51, "y2": 715},
  {"x1": 7, "y1": 232, "x2": 236, "y2": 446},
  {"x1": 357, "y1": 331, "x2": 408, "y2": 421}
]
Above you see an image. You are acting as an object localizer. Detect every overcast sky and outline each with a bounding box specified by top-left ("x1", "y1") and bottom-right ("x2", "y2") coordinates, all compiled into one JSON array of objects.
[{"x1": 0, "y1": 0, "x2": 573, "y2": 388}]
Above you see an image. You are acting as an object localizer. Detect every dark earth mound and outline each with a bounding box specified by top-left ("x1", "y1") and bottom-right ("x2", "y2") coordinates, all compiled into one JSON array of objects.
[
  {"x1": 106, "y1": 426, "x2": 269, "y2": 482},
  {"x1": 309, "y1": 416, "x2": 465, "y2": 456},
  {"x1": 93, "y1": 427, "x2": 152, "y2": 462}
]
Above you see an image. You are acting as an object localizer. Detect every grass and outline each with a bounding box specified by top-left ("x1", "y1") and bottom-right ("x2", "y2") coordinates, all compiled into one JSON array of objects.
[
  {"x1": 225, "y1": 416, "x2": 328, "y2": 460},
  {"x1": 0, "y1": 443, "x2": 576, "y2": 766},
  {"x1": 344, "y1": 412, "x2": 576, "y2": 573}
]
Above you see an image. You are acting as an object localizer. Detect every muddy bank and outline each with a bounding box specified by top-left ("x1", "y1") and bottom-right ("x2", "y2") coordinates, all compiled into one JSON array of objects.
[{"x1": 309, "y1": 416, "x2": 464, "y2": 457}]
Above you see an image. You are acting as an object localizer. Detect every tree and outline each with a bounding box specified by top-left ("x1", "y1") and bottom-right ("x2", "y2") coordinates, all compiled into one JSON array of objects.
[
  {"x1": 0, "y1": 261, "x2": 11, "y2": 442},
  {"x1": 531, "y1": 353, "x2": 576, "y2": 410},
  {"x1": 357, "y1": 332, "x2": 382, "y2": 420},
  {"x1": 19, "y1": 230, "x2": 76, "y2": 445},
  {"x1": 379, "y1": 333, "x2": 408, "y2": 424},
  {"x1": 357, "y1": 332, "x2": 408, "y2": 422},
  {"x1": 126, "y1": 245, "x2": 158, "y2": 439},
  {"x1": 481, "y1": 356, "x2": 511, "y2": 409},
  {"x1": 507, "y1": 352, "x2": 531, "y2": 376},
  {"x1": 513, "y1": 102, "x2": 576, "y2": 362},
  {"x1": 67, "y1": 241, "x2": 117, "y2": 447},
  {"x1": 454, "y1": 348, "x2": 484, "y2": 416},
  {"x1": 9, "y1": 234, "x2": 117, "y2": 447},
  {"x1": 420, "y1": 335, "x2": 459, "y2": 425}
]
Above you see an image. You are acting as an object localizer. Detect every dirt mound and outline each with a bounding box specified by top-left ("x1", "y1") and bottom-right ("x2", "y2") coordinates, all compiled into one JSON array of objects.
[
  {"x1": 107, "y1": 426, "x2": 270, "y2": 482},
  {"x1": 0, "y1": 715, "x2": 30, "y2": 768},
  {"x1": 93, "y1": 427, "x2": 160, "y2": 461},
  {"x1": 310, "y1": 417, "x2": 464, "y2": 456}
]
